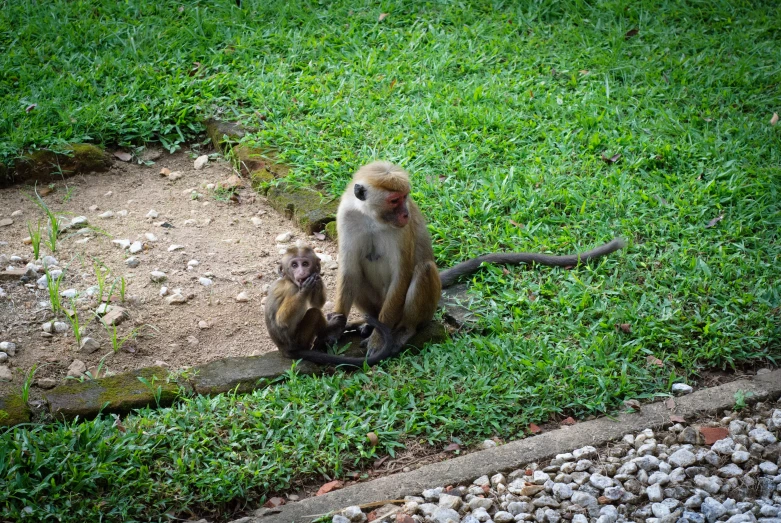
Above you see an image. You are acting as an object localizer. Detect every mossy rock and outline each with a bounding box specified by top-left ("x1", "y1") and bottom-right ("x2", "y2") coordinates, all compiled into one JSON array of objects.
[
  {"x1": 9, "y1": 143, "x2": 111, "y2": 185},
  {"x1": 266, "y1": 184, "x2": 339, "y2": 234},
  {"x1": 191, "y1": 353, "x2": 321, "y2": 396},
  {"x1": 324, "y1": 220, "x2": 338, "y2": 241},
  {"x1": 44, "y1": 366, "x2": 178, "y2": 421},
  {"x1": 204, "y1": 118, "x2": 247, "y2": 152},
  {"x1": 0, "y1": 393, "x2": 31, "y2": 427}
]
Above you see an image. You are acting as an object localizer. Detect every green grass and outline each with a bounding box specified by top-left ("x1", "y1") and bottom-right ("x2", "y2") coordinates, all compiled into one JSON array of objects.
[{"x1": 1, "y1": 0, "x2": 780, "y2": 521}]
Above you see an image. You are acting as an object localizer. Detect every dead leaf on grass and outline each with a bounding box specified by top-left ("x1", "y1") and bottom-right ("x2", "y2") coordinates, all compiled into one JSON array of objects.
[
  {"x1": 443, "y1": 442, "x2": 461, "y2": 453},
  {"x1": 771, "y1": 112, "x2": 779, "y2": 126},
  {"x1": 509, "y1": 219, "x2": 524, "y2": 229},
  {"x1": 378, "y1": 12, "x2": 388, "y2": 21},
  {"x1": 615, "y1": 323, "x2": 631, "y2": 333},
  {"x1": 373, "y1": 455, "x2": 389, "y2": 468},
  {"x1": 25, "y1": 104, "x2": 37, "y2": 113},
  {"x1": 625, "y1": 28, "x2": 639, "y2": 39},
  {"x1": 670, "y1": 414, "x2": 686, "y2": 423},
  {"x1": 159, "y1": 167, "x2": 171, "y2": 176},
  {"x1": 665, "y1": 397, "x2": 676, "y2": 410},
  {"x1": 601, "y1": 152, "x2": 621, "y2": 163},
  {"x1": 367, "y1": 432, "x2": 379, "y2": 446},
  {"x1": 529, "y1": 423, "x2": 542, "y2": 434},
  {"x1": 646, "y1": 355, "x2": 664, "y2": 367},
  {"x1": 114, "y1": 151, "x2": 132, "y2": 162},
  {"x1": 560, "y1": 416, "x2": 576, "y2": 426},
  {"x1": 579, "y1": 70, "x2": 590, "y2": 75},
  {"x1": 705, "y1": 214, "x2": 724, "y2": 228}
]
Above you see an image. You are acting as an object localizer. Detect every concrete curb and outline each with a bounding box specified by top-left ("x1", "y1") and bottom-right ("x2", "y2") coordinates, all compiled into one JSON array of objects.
[{"x1": 249, "y1": 369, "x2": 781, "y2": 523}]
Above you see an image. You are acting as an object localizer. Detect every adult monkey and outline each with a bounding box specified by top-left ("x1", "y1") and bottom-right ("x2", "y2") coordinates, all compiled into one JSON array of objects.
[{"x1": 326, "y1": 161, "x2": 626, "y2": 356}]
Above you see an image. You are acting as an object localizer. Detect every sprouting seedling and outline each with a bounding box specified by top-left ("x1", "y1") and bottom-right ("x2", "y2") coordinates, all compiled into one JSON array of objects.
[
  {"x1": 118, "y1": 276, "x2": 127, "y2": 302},
  {"x1": 27, "y1": 220, "x2": 43, "y2": 260},
  {"x1": 92, "y1": 259, "x2": 110, "y2": 302},
  {"x1": 63, "y1": 299, "x2": 89, "y2": 347},
  {"x1": 27, "y1": 185, "x2": 61, "y2": 253},
  {"x1": 45, "y1": 269, "x2": 65, "y2": 315}
]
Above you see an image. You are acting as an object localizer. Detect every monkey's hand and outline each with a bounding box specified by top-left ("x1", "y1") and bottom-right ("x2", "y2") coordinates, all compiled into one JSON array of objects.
[
  {"x1": 364, "y1": 330, "x2": 384, "y2": 357},
  {"x1": 300, "y1": 274, "x2": 322, "y2": 294}
]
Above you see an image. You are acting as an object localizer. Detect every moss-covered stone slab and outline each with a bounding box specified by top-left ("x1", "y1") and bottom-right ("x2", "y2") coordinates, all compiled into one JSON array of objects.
[
  {"x1": 205, "y1": 118, "x2": 248, "y2": 152},
  {"x1": 9, "y1": 143, "x2": 111, "y2": 185},
  {"x1": 44, "y1": 366, "x2": 178, "y2": 421},
  {"x1": 439, "y1": 283, "x2": 480, "y2": 328},
  {"x1": 324, "y1": 220, "x2": 338, "y2": 240},
  {"x1": 191, "y1": 353, "x2": 321, "y2": 396},
  {"x1": 266, "y1": 184, "x2": 339, "y2": 234},
  {"x1": 0, "y1": 393, "x2": 31, "y2": 427}
]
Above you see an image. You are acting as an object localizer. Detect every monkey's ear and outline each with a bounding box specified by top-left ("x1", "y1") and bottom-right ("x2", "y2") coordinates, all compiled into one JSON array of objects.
[
  {"x1": 354, "y1": 183, "x2": 367, "y2": 201},
  {"x1": 277, "y1": 263, "x2": 284, "y2": 276}
]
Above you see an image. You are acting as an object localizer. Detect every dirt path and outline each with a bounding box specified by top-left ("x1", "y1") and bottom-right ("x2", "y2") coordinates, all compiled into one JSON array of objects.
[{"x1": 0, "y1": 149, "x2": 339, "y2": 397}]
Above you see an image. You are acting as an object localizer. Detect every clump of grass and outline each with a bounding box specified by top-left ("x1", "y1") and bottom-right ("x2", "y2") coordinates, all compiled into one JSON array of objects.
[
  {"x1": 20, "y1": 364, "x2": 38, "y2": 404},
  {"x1": 102, "y1": 321, "x2": 142, "y2": 354},
  {"x1": 27, "y1": 220, "x2": 42, "y2": 260},
  {"x1": 45, "y1": 269, "x2": 65, "y2": 315},
  {"x1": 92, "y1": 259, "x2": 110, "y2": 302},
  {"x1": 63, "y1": 299, "x2": 86, "y2": 347},
  {"x1": 117, "y1": 276, "x2": 127, "y2": 302},
  {"x1": 28, "y1": 187, "x2": 61, "y2": 253}
]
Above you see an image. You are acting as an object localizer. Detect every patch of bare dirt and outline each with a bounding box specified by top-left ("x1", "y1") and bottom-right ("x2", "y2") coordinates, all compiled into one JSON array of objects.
[{"x1": 0, "y1": 148, "x2": 339, "y2": 397}]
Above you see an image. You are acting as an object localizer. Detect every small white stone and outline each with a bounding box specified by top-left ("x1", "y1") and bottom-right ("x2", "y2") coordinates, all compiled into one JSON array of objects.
[
  {"x1": 99, "y1": 211, "x2": 115, "y2": 219},
  {"x1": 168, "y1": 171, "x2": 183, "y2": 181},
  {"x1": 275, "y1": 232, "x2": 293, "y2": 243},
  {"x1": 168, "y1": 245, "x2": 184, "y2": 252},
  {"x1": 150, "y1": 271, "x2": 167, "y2": 282},
  {"x1": 0, "y1": 342, "x2": 16, "y2": 356},
  {"x1": 0, "y1": 352, "x2": 7, "y2": 363},
  {"x1": 159, "y1": 286, "x2": 169, "y2": 296},
  {"x1": 112, "y1": 239, "x2": 131, "y2": 249},
  {"x1": 96, "y1": 303, "x2": 112, "y2": 315},
  {"x1": 672, "y1": 383, "x2": 693, "y2": 395},
  {"x1": 187, "y1": 260, "x2": 199, "y2": 267},
  {"x1": 146, "y1": 209, "x2": 159, "y2": 218},
  {"x1": 236, "y1": 291, "x2": 250, "y2": 302},
  {"x1": 194, "y1": 155, "x2": 209, "y2": 170},
  {"x1": 166, "y1": 293, "x2": 187, "y2": 305},
  {"x1": 11, "y1": 210, "x2": 23, "y2": 217},
  {"x1": 104, "y1": 191, "x2": 113, "y2": 197},
  {"x1": 144, "y1": 232, "x2": 158, "y2": 242},
  {"x1": 60, "y1": 288, "x2": 78, "y2": 299},
  {"x1": 198, "y1": 277, "x2": 213, "y2": 287},
  {"x1": 53, "y1": 321, "x2": 68, "y2": 333},
  {"x1": 198, "y1": 320, "x2": 210, "y2": 330},
  {"x1": 316, "y1": 253, "x2": 333, "y2": 263},
  {"x1": 125, "y1": 257, "x2": 140, "y2": 268},
  {"x1": 116, "y1": 210, "x2": 128, "y2": 217},
  {"x1": 129, "y1": 241, "x2": 143, "y2": 254},
  {"x1": 88, "y1": 205, "x2": 99, "y2": 212},
  {"x1": 67, "y1": 360, "x2": 87, "y2": 378},
  {"x1": 251, "y1": 216, "x2": 263, "y2": 227}
]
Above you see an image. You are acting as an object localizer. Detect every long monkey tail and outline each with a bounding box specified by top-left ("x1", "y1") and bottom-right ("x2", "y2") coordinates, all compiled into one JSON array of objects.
[
  {"x1": 438, "y1": 238, "x2": 627, "y2": 288},
  {"x1": 288, "y1": 315, "x2": 399, "y2": 367}
]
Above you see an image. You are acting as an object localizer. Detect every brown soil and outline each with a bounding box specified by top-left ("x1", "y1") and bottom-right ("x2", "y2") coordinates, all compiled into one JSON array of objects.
[{"x1": 0, "y1": 148, "x2": 339, "y2": 397}]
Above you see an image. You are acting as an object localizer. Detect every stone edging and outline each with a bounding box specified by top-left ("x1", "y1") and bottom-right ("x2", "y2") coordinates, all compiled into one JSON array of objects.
[
  {"x1": 244, "y1": 369, "x2": 781, "y2": 523},
  {"x1": 0, "y1": 322, "x2": 448, "y2": 427}
]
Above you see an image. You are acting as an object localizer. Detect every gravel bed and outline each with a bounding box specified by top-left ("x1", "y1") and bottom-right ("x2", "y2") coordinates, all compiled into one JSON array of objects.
[{"x1": 333, "y1": 396, "x2": 781, "y2": 523}]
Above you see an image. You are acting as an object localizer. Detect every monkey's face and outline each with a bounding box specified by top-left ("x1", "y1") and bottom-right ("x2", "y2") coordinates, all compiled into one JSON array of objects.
[
  {"x1": 355, "y1": 183, "x2": 410, "y2": 228},
  {"x1": 280, "y1": 252, "x2": 320, "y2": 287}
]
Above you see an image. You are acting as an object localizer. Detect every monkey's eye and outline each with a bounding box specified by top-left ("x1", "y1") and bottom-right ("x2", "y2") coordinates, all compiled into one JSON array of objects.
[
  {"x1": 389, "y1": 198, "x2": 400, "y2": 205},
  {"x1": 291, "y1": 262, "x2": 298, "y2": 268},
  {"x1": 302, "y1": 261, "x2": 309, "y2": 267}
]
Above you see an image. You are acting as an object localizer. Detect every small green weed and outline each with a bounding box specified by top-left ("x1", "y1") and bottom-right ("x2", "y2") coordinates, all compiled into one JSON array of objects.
[
  {"x1": 63, "y1": 300, "x2": 86, "y2": 347},
  {"x1": 734, "y1": 389, "x2": 755, "y2": 411},
  {"x1": 45, "y1": 269, "x2": 65, "y2": 315},
  {"x1": 20, "y1": 364, "x2": 38, "y2": 404},
  {"x1": 211, "y1": 186, "x2": 237, "y2": 203},
  {"x1": 27, "y1": 220, "x2": 42, "y2": 260},
  {"x1": 28, "y1": 186, "x2": 61, "y2": 253}
]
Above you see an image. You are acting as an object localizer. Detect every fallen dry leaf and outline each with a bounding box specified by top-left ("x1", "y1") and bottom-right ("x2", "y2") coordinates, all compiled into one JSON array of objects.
[
  {"x1": 615, "y1": 323, "x2": 631, "y2": 333},
  {"x1": 560, "y1": 416, "x2": 576, "y2": 426},
  {"x1": 625, "y1": 28, "x2": 639, "y2": 39},
  {"x1": 706, "y1": 214, "x2": 724, "y2": 228},
  {"x1": 373, "y1": 455, "x2": 389, "y2": 468},
  {"x1": 316, "y1": 480, "x2": 344, "y2": 496},
  {"x1": 443, "y1": 442, "x2": 461, "y2": 452},
  {"x1": 509, "y1": 219, "x2": 524, "y2": 228},
  {"x1": 579, "y1": 70, "x2": 590, "y2": 75},
  {"x1": 189, "y1": 61, "x2": 201, "y2": 76},
  {"x1": 113, "y1": 151, "x2": 132, "y2": 162},
  {"x1": 38, "y1": 186, "x2": 54, "y2": 196},
  {"x1": 529, "y1": 423, "x2": 542, "y2": 434},
  {"x1": 390, "y1": 78, "x2": 397, "y2": 89},
  {"x1": 601, "y1": 152, "x2": 621, "y2": 164},
  {"x1": 771, "y1": 112, "x2": 779, "y2": 126},
  {"x1": 646, "y1": 355, "x2": 664, "y2": 367},
  {"x1": 665, "y1": 397, "x2": 676, "y2": 409},
  {"x1": 159, "y1": 167, "x2": 171, "y2": 176},
  {"x1": 378, "y1": 12, "x2": 388, "y2": 21},
  {"x1": 529, "y1": 90, "x2": 534, "y2": 98},
  {"x1": 367, "y1": 432, "x2": 379, "y2": 446},
  {"x1": 699, "y1": 426, "x2": 728, "y2": 445},
  {"x1": 263, "y1": 497, "x2": 285, "y2": 508},
  {"x1": 670, "y1": 414, "x2": 686, "y2": 423},
  {"x1": 25, "y1": 103, "x2": 37, "y2": 113},
  {"x1": 502, "y1": 268, "x2": 510, "y2": 276},
  {"x1": 623, "y1": 399, "x2": 641, "y2": 411}
]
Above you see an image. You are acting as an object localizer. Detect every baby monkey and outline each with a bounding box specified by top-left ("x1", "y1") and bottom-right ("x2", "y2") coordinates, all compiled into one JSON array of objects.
[{"x1": 264, "y1": 245, "x2": 395, "y2": 366}]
